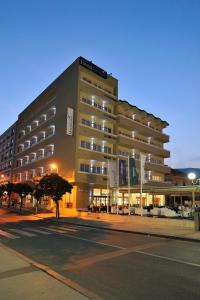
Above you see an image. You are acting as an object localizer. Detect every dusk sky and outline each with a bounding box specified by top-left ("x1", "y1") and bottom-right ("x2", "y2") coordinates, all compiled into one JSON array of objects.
[{"x1": 0, "y1": 0, "x2": 199, "y2": 168}]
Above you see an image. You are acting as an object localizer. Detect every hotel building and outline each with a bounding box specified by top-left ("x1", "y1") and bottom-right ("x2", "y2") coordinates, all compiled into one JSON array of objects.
[{"x1": 5, "y1": 57, "x2": 170, "y2": 210}]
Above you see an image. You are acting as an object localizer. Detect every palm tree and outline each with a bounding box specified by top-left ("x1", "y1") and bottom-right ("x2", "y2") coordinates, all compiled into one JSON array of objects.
[{"x1": 39, "y1": 173, "x2": 73, "y2": 219}]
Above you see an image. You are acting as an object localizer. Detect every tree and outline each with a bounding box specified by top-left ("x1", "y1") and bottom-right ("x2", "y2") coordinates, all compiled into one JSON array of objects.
[
  {"x1": 0, "y1": 185, "x2": 6, "y2": 207},
  {"x1": 5, "y1": 182, "x2": 16, "y2": 208},
  {"x1": 14, "y1": 183, "x2": 34, "y2": 213},
  {"x1": 39, "y1": 173, "x2": 73, "y2": 219},
  {"x1": 33, "y1": 185, "x2": 45, "y2": 214}
]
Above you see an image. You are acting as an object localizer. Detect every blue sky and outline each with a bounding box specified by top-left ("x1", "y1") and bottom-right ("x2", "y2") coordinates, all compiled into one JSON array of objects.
[{"x1": 0, "y1": 0, "x2": 200, "y2": 168}]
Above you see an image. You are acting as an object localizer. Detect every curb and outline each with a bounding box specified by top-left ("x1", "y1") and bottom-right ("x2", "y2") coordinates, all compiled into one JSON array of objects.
[
  {"x1": 48, "y1": 218, "x2": 200, "y2": 244},
  {"x1": 0, "y1": 243, "x2": 102, "y2": 300},
  {"x1": 2, "y1": 207, "x2": 200, "y2": 244}
]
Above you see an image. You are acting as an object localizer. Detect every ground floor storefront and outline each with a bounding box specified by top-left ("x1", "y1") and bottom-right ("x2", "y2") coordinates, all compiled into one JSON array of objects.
[{"x1": 3, "y1": 184, "x2": 200, "y2": 218}]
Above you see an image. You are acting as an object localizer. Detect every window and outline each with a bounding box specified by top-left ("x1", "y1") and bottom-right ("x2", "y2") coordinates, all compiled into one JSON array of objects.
[
  {"x1": 80, "y1": 140, "x2": 85, "y2": 148},
  {"x1": 92, "y1": 143, "x2": 97, "y2": 151},
  {"x1": 104, "y1": 146, "x2": 111, "y2": 154},
  {"x1": 91, "y1": 166, "x2": 96, "y2": 174},
  {"x1": 104, "y1": 126, "x2": 111, "y2": 133},
  {"x1": 86, "y1": 141, "x2": 91, "y2": 149},
  {"x1": 96, "y1": 166, "x2": 101, "y2": 174},
  {"x1": 102, "y1": 167, "x2": 107, "y2": 175},
  {"x1": 80, "y1": 164, "x2": 90, "y2": 173}
]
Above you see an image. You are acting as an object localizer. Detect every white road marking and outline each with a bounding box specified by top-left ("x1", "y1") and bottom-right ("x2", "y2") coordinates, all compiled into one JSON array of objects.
[
  {"x1": 66, "y1": 225, "x2": 94, "y2": 231},
  {"x1": 51, "y1": 225, "x2": 77, "y2": 232},
  {"x1": 66, "y1": 224, "x2": 101, "y2": 231},
  {"x1": 54, "y1": 231, "x2": 126, "y2": 249},
  {"x1": 43, "y1": 226, "x2": 77, "y2": 233},
  {"x1": 24, "y1": 227, "x2": 52, "y2": 235},
  {"x1": 39, "y1": 225, "x2": 124, "y2": 249},
  {"x1": 135, "y1": 250, "x2": 200, "y2": 268},
  {"x1": 9, "y1": 228, "x2": 36, "y2": 237},
  {"x1": 0, "y1": 229, "x2": 19, "y2": 239}
]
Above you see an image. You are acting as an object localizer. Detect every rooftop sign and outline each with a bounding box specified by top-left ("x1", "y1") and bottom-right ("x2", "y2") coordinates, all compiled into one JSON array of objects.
[{"x1": 79, "y1": 56, "x2": 107, "y2": 79}]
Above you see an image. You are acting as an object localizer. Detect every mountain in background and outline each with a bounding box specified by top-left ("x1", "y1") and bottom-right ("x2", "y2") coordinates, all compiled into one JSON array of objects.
[{"x1": 175, "y1": 168, "x2": 200, "y2": 178}]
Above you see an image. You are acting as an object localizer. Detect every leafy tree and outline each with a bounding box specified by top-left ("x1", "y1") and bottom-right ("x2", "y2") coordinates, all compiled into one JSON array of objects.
[
  {"x1": 0, "y1": 185, "x2": 6, "y2": 207},
  {"x1": 14, "y1": 183, "x2": 34, "y2": 213},
  {"x1": 39, "y1": 173, "x2": 73, "y2": 219},
  {"x1": 5, "y1": 182, "x2": 16, "y2": 208},
  {"x1": 33, "y1": 185, "x2": 45, "y2": 214}
]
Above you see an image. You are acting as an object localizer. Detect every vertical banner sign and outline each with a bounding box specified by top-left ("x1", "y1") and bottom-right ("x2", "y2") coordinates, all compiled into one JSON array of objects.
[
  {"x1": 119, "y1": 160, "x2": 127, "y2": 186},
  {"x1": 108, "y1": 161, "x2": 117, "y2": 188},
  {"x1": 140, "y1": 154, "x2": 147, "y2": 184},
  {"x1": 129, "y1": 157, "x2": 138, "y2": 186},
  {"x1": 66, "y1": 107, "x2": 74, "y2": 135}
]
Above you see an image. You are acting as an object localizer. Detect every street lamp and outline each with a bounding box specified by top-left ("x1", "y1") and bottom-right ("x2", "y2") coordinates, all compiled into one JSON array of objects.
[
  {"x1": 50, "y1": 163, "x2": 58, "y2": 174},
  {"x1": 0, "y1": 174, "x2": 5, "y2": 183},
  {"x1": 188, "y1": 172, "x2": 196, "y2": 184}
]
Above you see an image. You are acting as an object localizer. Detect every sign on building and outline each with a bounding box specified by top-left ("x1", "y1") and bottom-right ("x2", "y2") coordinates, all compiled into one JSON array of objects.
[
  {"x1": 79, "y1": 56, "x2": 107, "y2": 79},
  {"x1": 66, "y1": 107, "x2": 74, "y2": 135}
]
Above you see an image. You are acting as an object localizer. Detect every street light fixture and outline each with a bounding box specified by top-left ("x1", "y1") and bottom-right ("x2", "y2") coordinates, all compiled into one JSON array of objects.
[
  {"x1": 50, "y1": 163, "x2": 58, "y2": 174},
  {"x1": 188, "y1": 172, "x2": 196, "y2": 184}
]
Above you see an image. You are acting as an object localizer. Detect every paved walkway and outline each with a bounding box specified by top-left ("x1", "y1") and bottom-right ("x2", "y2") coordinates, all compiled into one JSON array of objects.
[
  {"x1": 0, "y1": 244, "x2": 88, "y2": 300},
  {"x1": 2, "y1": 207, "x2": 200, "y2": 242},
  {"x1": 54, "y1": 212, "x2": 200, "y2": 242}
]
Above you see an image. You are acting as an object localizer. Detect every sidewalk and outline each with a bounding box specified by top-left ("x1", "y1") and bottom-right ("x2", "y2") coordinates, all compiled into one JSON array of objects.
[
  {"x1": 2, "y1": 206, "x2": 200, "y2": 242},
  {"x1": 54, "y1": 212, "x2": 200, "y2": 242},
  {"x1": 0, "y1": 244, "x2": 88, "y2": 300}
]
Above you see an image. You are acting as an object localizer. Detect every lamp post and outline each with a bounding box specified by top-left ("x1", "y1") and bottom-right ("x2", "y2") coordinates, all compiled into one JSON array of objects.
[
  {"x1": 188, "y1": 172, "x2": 197, "y2": 209},
  {"x1": 188, "y1": 172, "x2": 196, "y2": 184},
  {"x1": 50, "y1": 163, "x2": 59, "y2": 174},
  {"x1": 0, "y1": 174, "x2": 5, "y2": 184}
]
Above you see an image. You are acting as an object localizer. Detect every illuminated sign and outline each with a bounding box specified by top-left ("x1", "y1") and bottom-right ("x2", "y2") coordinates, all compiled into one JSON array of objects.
[
  {"x1": 79, "y1": 56, "x2": 107, "y2": 79},
  {"x1": 66, "y1": 107, "x2": 74, "y2": 135}
]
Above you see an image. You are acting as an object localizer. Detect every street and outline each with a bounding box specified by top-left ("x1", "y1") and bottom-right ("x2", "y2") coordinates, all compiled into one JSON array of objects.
[{"x1": 1, "y1": 209, "x2": 200, "y2": 300}]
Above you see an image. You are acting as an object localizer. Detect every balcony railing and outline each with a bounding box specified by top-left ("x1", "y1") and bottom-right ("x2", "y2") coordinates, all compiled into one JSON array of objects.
[
  {"x1": 18, "y1": 113, "x2": 56, "y2": 141},
  {"x1": 15, "y1": 151, "x2": 54, "y2": 169},
  {"x1": 118, "y1": 113, "x2": 168, "y2": 136},
  {"x1": 81, "y1": 97, "x2": 115, "y2": 116},
  {"x1": 16, "y1": 133, "x2": 55, "y2": 156},
  {"x1": 81, "y1": 77, "x2": 116, "y2": 98},
  {"x1": 80, "y1": 119, "x2": 117, "y2": 138},
  {"x1": 118, "y1": 132, "x2": 165, "y2": 150}
]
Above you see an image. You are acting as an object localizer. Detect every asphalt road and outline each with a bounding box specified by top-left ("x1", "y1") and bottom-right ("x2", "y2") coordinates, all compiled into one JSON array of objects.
[{"x1": 1, "y1": 210, "x2": 200, "y2": 300}]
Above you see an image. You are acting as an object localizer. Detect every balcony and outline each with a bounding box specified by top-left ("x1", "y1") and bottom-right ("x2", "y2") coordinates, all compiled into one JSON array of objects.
[
  {"x1": 118, "y1": 134, "x2": 170, "y2": 158},
  {"x1": 17, "y1": 111, "x2": 56, "y2": 142},
  {"x1": 80, "y1": 97, "x2": 116, "y2": 116},
  {"x1": 117, "y1": 114, "x2": 169, "y2": 143},
  {"x1": 79, "y1": 121, "x2": 117, "y2": 141},
  {"x1": 80, "y1": 77, "x2": 117, "y2": 100}
]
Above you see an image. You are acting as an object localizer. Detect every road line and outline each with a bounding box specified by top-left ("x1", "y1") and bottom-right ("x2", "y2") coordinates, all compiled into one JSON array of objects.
[
  {"x1": 65, "y1": 224, "x2": 101, "y2": 231},
  {"x1": 62, "y1": 225, "x2": 92, "y2": 231},
  {"x1": 49, "y1": 225, "x2": 77, "y2": 233},
  {"x1": 9, "y1": 228, "x2": 36, "y2": 237},
  {"x1": 0, "y1": 229, "x2": 19, "y2": 239},
  {"x1": 65, "y1": 241, "x2": 166, "y2": 270},
  {"x1": 40, "y1": 226, "x2": 125, "y2": 249},
  {"x1": 24, "y1": 227, "x2": 52, "y2": 235},
  {"x1": 41, "y1": 227, "x2": 76, "y2": 234},
  {"x1": 50, "y1": 230, "x2": 126, "y2": 249},
  {"x1": 135, "y1": 250, "x2": 200, "y2": 268}
]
